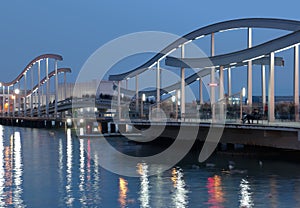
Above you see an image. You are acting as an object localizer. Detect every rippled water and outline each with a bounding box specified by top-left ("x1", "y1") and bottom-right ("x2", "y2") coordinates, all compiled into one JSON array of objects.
[{"x1": 0, "y1": 125, "x2": 300, "y2": 207}]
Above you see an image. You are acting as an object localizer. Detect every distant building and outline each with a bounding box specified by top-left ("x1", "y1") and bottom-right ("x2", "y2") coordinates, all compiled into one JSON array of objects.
[{"x1": 57, "y1": 80, "x2": 114, "y2": 100}]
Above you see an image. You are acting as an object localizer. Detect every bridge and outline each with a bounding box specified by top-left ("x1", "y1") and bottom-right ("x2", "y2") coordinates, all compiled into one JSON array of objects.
[{"x1": 1, "y1": 18, "x2": 300, "y2": 152}]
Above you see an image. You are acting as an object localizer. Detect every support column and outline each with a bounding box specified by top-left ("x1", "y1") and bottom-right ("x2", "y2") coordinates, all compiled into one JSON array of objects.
[
  {"x1": 38, "y1": 61, "x2": 41, "y2": 117},
  {"x1": 135, "y1": 75, "x2": 139, "y2": 115},
  {"x1": 247, "y1": 27, "x2": 253, "y2": 106},
  {"x1": 211, "y1": 33, "x2": 215, "y2": 121},
  {"x1": 24, "y1": 73, "x2": 27, "y2": 117},
  {"x1": 18, "y1": 82, "x2": 21, "y2": 117},
  {"x1": 199, "y1": 78, "x2": 203, "y2": 104},
  {"x1": 41, "y1": 87, "x2": 44, "y2": 108},
  {"x1": 156, "y1": 61, "x2": 161, "y2": 110},
  {"x1": 30, "y1": 65, "x2": 34, "y2": 117},
  {"x1": 181, "y1": 44, "x2": 185, "y2": 119},
  {"x1": 219, "y1": 66, "x2": 225, "y2": 120},
  {"x1": 228, "y1": 67, "x2": 232, "y2": 98},
  {"x1": 2, "y1": 86, "x2": 4, "y2": 117},
  {"x1": 219, "y1": 66, "x2": 224, "y2": 100},
  {"x1": 118, "y1": 81, "x2": 121, "y2": 119},
  {"x1": 294, "y1": 45, "x2": 299, "y2": 121},
  {"x1": 13, "y1": 85, "x2": 15, "y2": 118},
  {"x1": 64, "y1": 72, "x2": 67, "y2": 100},
  {"x1": 268, "y1": 52, "x2": 275, "y2": 122},
  {"x1": 261, "y1": 65, "x2": 266, "y2": 115},
  {"x1": 54, "y1": 60, "x2": 58, "y2": 117},
  {"x1": 175, "y1": 90, "x2": 178, "y2": 120},
  {"x1": 46, "y1": 58, "x2": 49, "y2": 118},
  {"x1": 7, "y1": 86, "x2": 10, "y2": 116}
]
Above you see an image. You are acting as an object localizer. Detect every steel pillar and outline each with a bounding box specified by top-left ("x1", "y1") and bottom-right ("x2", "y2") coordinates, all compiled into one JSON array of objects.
[
  {"x1": 227, "y1": 67, "x2": 232, "y2": 97},
  {"x1": 7, "y1": 86, "x2": 10, "y2": 116},
  {"x1": 261, "y1": 65, "x2": 266, "y2": 115},
  {"x1": 64, "y1": 72, "x2": 67, "y2": 100},
  {"x1": 46, "y1": 58, "x2": 49, "y2": 117},
  {"x1": 219, "y1": 66, "x2": 225, "y2": 120},
  {"x1": 199, "y1": 78, "x2": 203, "y2": 104},
  {"x1": 135, "y1": 75, "x2": 139, "y2": 114},
  {"x1": 24, "y1": 72, "x2": 27, "y2": 117},
  {"x1": 30, "y1": 64, "x2": 34, "y2": 117},
  {"x1": 294, "y1": 45, "x2": 299, "y2": 121},
  {"x1": 54, "y1": 60, "x2": 58, "y2": 117},
  {"x1": 13, "y1": 85, "x2": 15, "y2": 118},
  {"x1": 2, "y1": 86, "x2": 4, "y2": 117},
  {"x1": 219, "y1": 66, "x2": 224, "y2": 100},
  {"x1": 175, "y1": 90, "x2": 178, "y2": 120},
  {"x1": 118, "y1": 81, "x2": 121, "y2": 119},
  {"x1": 247, "y1": 27, "x2": 253, "y2": 106},
  {"x1": 268, "y1": 52, "x2": 275, "y2": 122},
  {"x1": 38, "y1": 61, "x2": 41, "y2": 117},
  {"x1": 156, "y1": 61, "x2": 160, "y2": 110},
  {"x1": 18, "y1": 82, "x2": 21, "y2": 117},
  {"x1": 211, "y1": 33, "x2": 215, "y2": 121},
  {"x1": 181, "y1": 44, "x2": 185, "y2": 119}
]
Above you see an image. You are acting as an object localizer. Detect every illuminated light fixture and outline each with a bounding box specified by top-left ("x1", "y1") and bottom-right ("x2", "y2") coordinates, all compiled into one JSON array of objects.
[
  {"x1": 171, "y1": 95, "x2": 176, "y2": 102},
  {"x1": 242, "y1": 55, "x2": 265, "y2": 63},
  {"x1": 79, "y1": 118, "x2": 84, "y2": 123},
  {"x1": 195, "y1": 35, "x2": 205, "y2": 40},
  {"x1": 274, "y1": 43, "x2": 300, "y2": 54},
  {"x1": 208, "y1": 83, "x2": 218, "y2": 87},
  {"x1": 149, "y1": 62, "x2": 157, "y2": 69},
  {"x1": 184, "y1": 40, "x2": 192, "y2": 45},
  {"x1": 196, "y1": 77, "x2": 200, "y2": 81},
  {"x1": 14, "y1": 89, "x2": 20, "y2": 95},
  {"x1": 66, "y1": 118, "x2": 72, "y2": 124},
  {"x1": 219, "y1": 27, "x2": 246, "y2": 33},
  {"x1": 242, "y1": 87, "x2": 246, "y2": 97},
  {"x1": 142, "y1": 93, "x2": 146, "y2": 102},
  {"x1": 230, "y1": 62, "x2": 237, "y2": 66}
]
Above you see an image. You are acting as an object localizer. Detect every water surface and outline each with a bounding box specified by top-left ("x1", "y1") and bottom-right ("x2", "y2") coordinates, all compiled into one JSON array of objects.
[{"x1": 0, "y1": 125, "x2": 299, "y2": 207}]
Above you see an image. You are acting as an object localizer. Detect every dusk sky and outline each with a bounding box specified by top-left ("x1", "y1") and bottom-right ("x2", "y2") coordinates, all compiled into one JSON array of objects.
[{"x1": 1, "y1": 0, "x2": 300, "y2": 98}]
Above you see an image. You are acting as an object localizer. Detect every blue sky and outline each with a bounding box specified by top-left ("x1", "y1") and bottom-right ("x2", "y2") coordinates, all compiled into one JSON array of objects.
[{"x1": 0, "y1": 0, "x2": 299, "y2": 97}]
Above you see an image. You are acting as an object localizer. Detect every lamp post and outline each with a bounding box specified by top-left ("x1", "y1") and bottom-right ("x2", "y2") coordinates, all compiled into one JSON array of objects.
[
  {"x1": 240, "y1": 87, "x2": 246, "y2": 122},
  {"x1": 14, "y1": 89, "x2": 20, "y2": 117},
  {"x1": 171, "y1": 95, "x2": 176, "y2": 118},
  {"x1": 0, "y1": 83, "x2": 2, "y2": 117},
  {"x1": 141, "y1": 93, "x2": 146, "y2": 119}
]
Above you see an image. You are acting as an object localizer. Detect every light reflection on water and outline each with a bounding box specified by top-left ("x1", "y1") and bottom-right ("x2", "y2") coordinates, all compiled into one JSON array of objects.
[
  {"x1": 137, "y1": 163, "x2": 150, "y2": 208},
  {"x1": 206, "y1": 175, "x2": 225, "y2": 207},
  {"x1": 65, "y1": 128, "x2": 74, "y2": 206},
  {"x1": 0, "y1": 126, "x2": 299, "y2": 207},
  {"x1": 171, "y1": 167, "x2": 189, "y2": 208},
  {"x1": 239, "y1": 178, "x2": 254, "y2": 208}
]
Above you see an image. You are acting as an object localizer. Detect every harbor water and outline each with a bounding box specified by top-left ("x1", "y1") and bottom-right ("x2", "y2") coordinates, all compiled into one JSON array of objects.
[{"x1": 0, "y1": 125, "x2": 300, "y2": 207}]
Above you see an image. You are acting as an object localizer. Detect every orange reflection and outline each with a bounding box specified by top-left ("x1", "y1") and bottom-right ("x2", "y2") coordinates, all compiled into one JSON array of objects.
[
  {"x1": 119, "y1": 177, "x2": 128, "y2": 208},
  {"x1": 4, "y1": 103, "x2": 8, "y2": 111},
  {"x1": 137, "y1": 163, "x2": 143, "y2": 175},
  {"x1": 206, "y1": 175, "x2": 225, "y2": 208},
  {"x1": 171, "y1": 168, "x2": 177, "y2": 187},
  {"x1": 4, "y1": 146, "x2": 12, "y2": 205}
]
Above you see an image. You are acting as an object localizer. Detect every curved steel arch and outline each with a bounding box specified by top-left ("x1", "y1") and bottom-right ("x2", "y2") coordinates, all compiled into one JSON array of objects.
[
  {"x1": 109, "y1": 18, "x2": 300, "y2": 81},
  {"x1": 2, "y1": 54, "x2": 63, "y2": 87},
  {"x1": 25, "y1": 67, "x2": 71, "y2": 97},
  {"x1": 166, "y1": 29, "x2": 300, "y2": 68}
]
